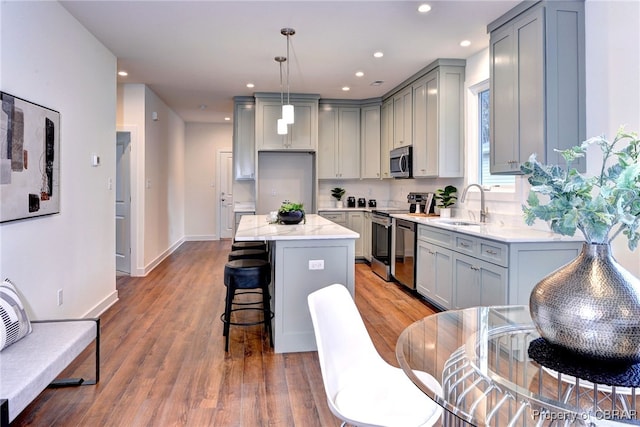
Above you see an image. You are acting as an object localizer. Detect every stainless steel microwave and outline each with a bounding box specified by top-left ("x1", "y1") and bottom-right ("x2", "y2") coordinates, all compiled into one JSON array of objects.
[{"x1": 390, "y1": 146, "x2": 412, "y2": 178}]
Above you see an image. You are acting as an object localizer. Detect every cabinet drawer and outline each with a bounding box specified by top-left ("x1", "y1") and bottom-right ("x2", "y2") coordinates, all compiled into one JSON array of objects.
[
  {"x1": 454, "y1": 235, "x2": 476, "y2": 255},
  {"x1": 318, "y1": 211, "x2": 347, "y2": 225},
  {"x1": 478, "y1": 240, "x2": 508, "y2": 267},
  {"x1": 418, "y1": 225, "x2": 452, "y2": 248}
]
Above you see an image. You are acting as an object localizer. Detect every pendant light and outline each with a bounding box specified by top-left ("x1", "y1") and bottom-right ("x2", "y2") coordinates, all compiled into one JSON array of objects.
[
  {"x1": 281, "y1": 28, "x2": 295, "y2": 125},
  {"x1": 275, "y1": 56, "x2": 288, "y2": 135}
]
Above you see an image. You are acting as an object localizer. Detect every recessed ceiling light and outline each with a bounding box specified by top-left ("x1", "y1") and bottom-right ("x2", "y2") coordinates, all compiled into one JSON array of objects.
[
  {"x1": 373, "y1": 51, "x2": 384, "y2": 58},
  {"x1": 246, "y1": 83, "x2": 255, "y2": 88},
  {"x1": 460, "y1": 40, "x2": 471, "y2": 47},
  {"x1": 342, "y1": 86, "x2": 350, "y2": 91},
  {"x1": 118, "y1": 71, "x2": 128, "y2": 77},
  {"x1": 418, "y1": 4, "x2": 431, "y2": 13},
  {"x1": 355, "y1": 71, "x2": 364, "y2": 78},
  {"x1": 224, "y1": 117, "x2": 231, "y2": 121},
  {"x1": 370, "y1": 80, "x2": 384, "y2": 86}
]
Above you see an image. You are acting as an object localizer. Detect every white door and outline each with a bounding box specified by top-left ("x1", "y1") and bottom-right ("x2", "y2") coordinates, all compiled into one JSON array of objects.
[
  {"x1": 115, "y1": 131, "x2": 131, "y2": 273},
  {"x1": 219, "y1": 151, "x2": 234, "y2": 239}
]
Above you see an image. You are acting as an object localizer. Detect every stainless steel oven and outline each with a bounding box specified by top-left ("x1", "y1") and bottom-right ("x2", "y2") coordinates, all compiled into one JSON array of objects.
[
  {"x1": 371, "y1": 209, "x2": 407, "y2": 281},
  {"x1": 393, "y1": 218, "x2": 416, "y2": 290}
]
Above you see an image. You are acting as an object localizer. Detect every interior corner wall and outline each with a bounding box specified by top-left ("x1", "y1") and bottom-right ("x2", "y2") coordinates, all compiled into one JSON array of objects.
[
  {"x1": 184, "y1": 122, "x2": 232, "y2": 240},
  {"x1": 0, "y1": 1, "x2": 118, "y2": 318},
  {"x1": 585, "y1": 0, "x2": 640, "y2": 276},
  {"x1": 117, "y1": 84, "x2": 186, "y2": 274}
]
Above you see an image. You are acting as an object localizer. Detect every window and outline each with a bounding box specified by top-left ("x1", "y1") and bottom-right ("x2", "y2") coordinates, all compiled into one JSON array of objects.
[{"x1": 478, "y1": 89, "x2": 515, "y2": 187}]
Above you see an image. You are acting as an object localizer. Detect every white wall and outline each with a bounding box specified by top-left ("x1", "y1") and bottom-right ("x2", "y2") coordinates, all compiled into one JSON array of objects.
[
  {"x1": 117, "y1": 84, "x2": 186, "y2": 274},
  {"x1": 184, "y1": 122, "x2": 232, "y2": 239},
  {"x1": 0, "y1": 1, "x2": 118, "y2": 318},
  {"x1": 584, "y1": 0, "x2": 640, "y2": 276}
]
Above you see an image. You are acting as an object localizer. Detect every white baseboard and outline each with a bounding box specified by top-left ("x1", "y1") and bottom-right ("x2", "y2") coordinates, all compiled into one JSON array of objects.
[
  {"x1": 184, "y1": 234, "x2": 218, "y2": 241},
  {"x1": 84, "y1": 290, "x2": 119, "y2": 318}
]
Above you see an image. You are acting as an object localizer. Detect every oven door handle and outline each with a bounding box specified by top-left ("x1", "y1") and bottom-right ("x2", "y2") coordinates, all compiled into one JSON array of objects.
[{"x1": 372, "y1": 218, "x2": 391, "y2": 228}]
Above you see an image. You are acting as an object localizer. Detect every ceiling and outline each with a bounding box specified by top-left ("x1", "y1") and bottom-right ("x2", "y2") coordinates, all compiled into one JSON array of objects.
[{"x1": 60, "y1": 0, "x2": 520, "y2": 124}]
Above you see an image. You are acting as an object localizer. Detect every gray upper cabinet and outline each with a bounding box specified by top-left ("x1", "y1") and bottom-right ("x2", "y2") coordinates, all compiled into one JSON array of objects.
[
  {"x1": 318, "y1": 102, "x2": 360, "y2": 179},
  {"x1": 412, "y1": 60, "x2": 465, "y2": 178},
  {"x1": 393, "y1": 87, "x2": 413, "y2": 148},
  {"x1": 489, "y1": 0, "x2": 585, "y2": 174},
  {"x1": 360, "y1": 103, "x2": 381, "y2": 179},
  {"x1": 233, "y1": 96, "x2": 255, "y2": 180},
  {"x1": 254, "y1": 93, "x2": 319, "y2": 151},
  {"x1": 380, "y1": 99, "x2": 393, "y2": 179}
]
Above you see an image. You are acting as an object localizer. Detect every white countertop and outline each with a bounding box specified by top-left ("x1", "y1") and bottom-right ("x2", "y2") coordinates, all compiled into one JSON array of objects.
[
  {"x1": 234, "y1": 202, "x2": 256, "y2": 213},
  {"x1": 235, "y1": 214, "x2": 359, "y2": 241},
  {"x1": 317, "y1": 207, "x2": 371, "y2": 212},
  {"x1": 392, "y1": 213, "x2": 585, "y2": 243}
]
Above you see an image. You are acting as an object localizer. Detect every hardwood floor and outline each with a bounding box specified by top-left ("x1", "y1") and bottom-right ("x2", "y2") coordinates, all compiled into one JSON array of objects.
[{"x1": 13, "y1": 241, "x2": 438, "y2": 426}]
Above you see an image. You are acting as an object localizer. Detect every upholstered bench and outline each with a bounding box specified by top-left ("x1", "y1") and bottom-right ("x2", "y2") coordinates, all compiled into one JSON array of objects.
[{"x1": 0, "y1": 318, "x2": 100, "y2": 426}]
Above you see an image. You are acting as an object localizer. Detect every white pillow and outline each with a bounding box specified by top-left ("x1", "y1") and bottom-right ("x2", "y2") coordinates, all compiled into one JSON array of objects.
[{"x1": 0, "y1": 278, "x2": 32, "y2": 351}]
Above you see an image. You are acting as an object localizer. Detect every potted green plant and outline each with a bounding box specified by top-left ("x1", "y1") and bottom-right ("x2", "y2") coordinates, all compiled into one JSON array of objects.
[
  {"x1": 435, "y1": 185, "x2": 457, "y2": 218},
  {"x1": 331, "y1": 187, "x2": 346, "y2": 208},
  {"x1": 277, "y1": 202, "x2": 305, "y2": 224},
  {"x1": 521, "y1": 127, "x2": 640, "y2": 361}
]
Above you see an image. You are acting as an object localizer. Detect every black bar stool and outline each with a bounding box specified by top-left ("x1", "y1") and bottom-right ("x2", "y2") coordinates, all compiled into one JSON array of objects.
[
  {"x1": 228, "y1": 249, "x2": 268, "y2": 261},
  {"x1": 221, "y1": 259, "x2": 273, "y2": 352},
  {"x1": 231, "y1": 241, "x2": 266, "y2": 251}
]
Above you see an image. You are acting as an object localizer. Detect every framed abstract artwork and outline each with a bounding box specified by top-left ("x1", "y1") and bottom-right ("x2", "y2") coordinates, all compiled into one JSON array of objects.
[{"x1": 0, "y1": 92, "x2": 60, "y2": 222}]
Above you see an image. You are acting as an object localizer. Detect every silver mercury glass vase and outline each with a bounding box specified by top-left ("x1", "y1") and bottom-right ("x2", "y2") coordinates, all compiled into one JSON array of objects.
[{"x1": 530, "y1": 242, "x2": 640, "y2": 362}]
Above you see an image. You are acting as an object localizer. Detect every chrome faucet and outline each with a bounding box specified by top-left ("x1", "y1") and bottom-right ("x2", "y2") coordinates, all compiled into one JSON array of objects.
[{"x1": 461, "y1": 184, "x2": 488, "y2": 223}]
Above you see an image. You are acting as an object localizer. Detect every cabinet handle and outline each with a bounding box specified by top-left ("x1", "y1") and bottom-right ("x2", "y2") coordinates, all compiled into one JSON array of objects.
[
  {"x1": 459, "y1": 242, "x2": 471, "y2": 248},
  {"x1": 485, "y1": 249, "x2": 498, "y2": 255},
  {"x1": 428, "y1": 250, "x2": 435, "y2": 255},
  {"x1": 470, "y1": 266, "x2": 480, "y2": 271}
]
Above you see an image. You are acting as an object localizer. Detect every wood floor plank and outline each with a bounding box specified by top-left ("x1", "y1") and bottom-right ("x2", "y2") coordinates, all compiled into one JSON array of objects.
[{"x1": 12, "y1": 241, "x2": 438, "y2": 426}]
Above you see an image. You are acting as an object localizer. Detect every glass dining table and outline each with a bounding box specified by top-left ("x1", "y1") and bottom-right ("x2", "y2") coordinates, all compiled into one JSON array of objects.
[{"x1": 396, "y1": 305, "x2": 640, "y2": 426}]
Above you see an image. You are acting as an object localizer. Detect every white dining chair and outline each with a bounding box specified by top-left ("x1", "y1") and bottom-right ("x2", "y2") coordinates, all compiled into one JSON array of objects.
[{"x1": 307, "y1": 284, "x2": 443, "y2": 427}]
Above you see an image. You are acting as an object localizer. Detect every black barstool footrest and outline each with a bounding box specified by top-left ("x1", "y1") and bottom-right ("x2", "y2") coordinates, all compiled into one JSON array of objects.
[{"x1": 220, "y1": 308, "x2": 274, "y2": 327}]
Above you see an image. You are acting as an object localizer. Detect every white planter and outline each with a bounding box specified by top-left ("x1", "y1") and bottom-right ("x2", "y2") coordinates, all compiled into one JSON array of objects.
[{"x1": 439, "y1": 208, "x2": 451, "y2": 218}]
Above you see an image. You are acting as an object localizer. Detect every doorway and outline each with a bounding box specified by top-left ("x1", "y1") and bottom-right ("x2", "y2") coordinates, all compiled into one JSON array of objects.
[
  {"x1": 116, "y1": 131, "x2": 131, "y2": 273},
  {"x1": 218, "y1": 150, "x2": 233, "y2": 239}
]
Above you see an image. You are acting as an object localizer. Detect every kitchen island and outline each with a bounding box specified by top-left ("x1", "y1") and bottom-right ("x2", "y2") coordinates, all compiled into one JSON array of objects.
[{"x1": 235, "y1": 214, "x2": 359, "y2": 353}]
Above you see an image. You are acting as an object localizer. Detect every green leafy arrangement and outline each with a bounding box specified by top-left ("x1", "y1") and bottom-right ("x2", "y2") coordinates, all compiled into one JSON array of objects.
[
  {"x1": 435, "y1": 185, "x2": 457, "y2": 208},
  {"x1": 521, "y1": 127, "x2": 640, "y2": 250},
  {"x1": 278, "y1": 202, "x2": 304, "y2": 213},
  {"x1": 331, "y1": 187, "x2": 346, "y2": 201}
]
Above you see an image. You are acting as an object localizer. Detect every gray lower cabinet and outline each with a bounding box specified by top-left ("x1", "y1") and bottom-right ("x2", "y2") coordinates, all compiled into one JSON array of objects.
[
  {"x1": 318, "y1": 210, "x2": 365, "y2": 259},
  {"x1": 363, "y1": 211, "x2": 372, "y2": 261},
  {"x1": 488, "y1": 1, "x2": 585, "y2": 174},
  {"x1": 416, "y1": 224, "x2": 583, "y2": 309},
  {"x1": 416, "y1": 239, "x2": 453, "y2": 310},
  {"x1": 453, "y1": 253, "x2": 507, "y2": 309}
]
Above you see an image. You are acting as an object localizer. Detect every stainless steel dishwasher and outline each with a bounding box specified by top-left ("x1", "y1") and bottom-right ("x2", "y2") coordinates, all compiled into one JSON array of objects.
[{"x1": 393, "y1": 218, "x2": 416, "y2": 289}]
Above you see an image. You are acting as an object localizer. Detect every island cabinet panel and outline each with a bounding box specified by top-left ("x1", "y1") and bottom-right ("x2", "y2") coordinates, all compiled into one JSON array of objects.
[
  {"x1": 489, "y1": 0, "x2": 585, "y2": 174},
  {"x1": 232, "y1": 97, "x2": 255, "y2": 180},
  {"x1": 254, "y1": 93, "x2": 319, "y2": 151},
  {"x1": 273, "y1": 239, "x2": 355, "y2": 353},
  {"x1": 412, "y1": 61, "x2": 465, "y2": 178},
  {"x1": 415, "y1": 223, "x2": 583, "y2": 310}
]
